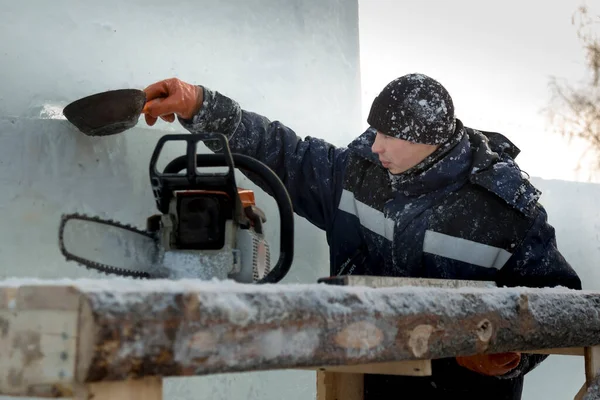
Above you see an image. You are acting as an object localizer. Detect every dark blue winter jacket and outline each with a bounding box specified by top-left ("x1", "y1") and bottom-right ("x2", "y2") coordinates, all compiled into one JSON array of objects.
[{"x1": 179, "y1": 87, "x2": 582, "y2": 400}]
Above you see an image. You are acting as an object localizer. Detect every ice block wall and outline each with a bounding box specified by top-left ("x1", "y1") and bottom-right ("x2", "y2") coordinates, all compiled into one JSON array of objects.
[{"x1": 0, "y1": 1, "x2": 361, "y2": 399}]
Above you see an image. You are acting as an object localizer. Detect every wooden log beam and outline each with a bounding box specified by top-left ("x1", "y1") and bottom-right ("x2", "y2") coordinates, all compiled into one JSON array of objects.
[{"x1": 0, "y1": 278, "x2": 599, "y2": 397}]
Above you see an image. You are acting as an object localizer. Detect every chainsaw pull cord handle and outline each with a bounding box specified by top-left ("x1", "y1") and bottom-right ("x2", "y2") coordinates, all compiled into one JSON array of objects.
[{"x1": 162, "y1": 149, "x2": 295, "y2": 284}]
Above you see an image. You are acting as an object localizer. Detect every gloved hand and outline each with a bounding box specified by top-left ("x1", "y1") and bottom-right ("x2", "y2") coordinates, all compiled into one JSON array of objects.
[
  {"x1": 455, "y1": 352, "x2": 521, "y2": 376},
  {"x1": 142, "y1": 78, "x2": 204, "y2": 126}
]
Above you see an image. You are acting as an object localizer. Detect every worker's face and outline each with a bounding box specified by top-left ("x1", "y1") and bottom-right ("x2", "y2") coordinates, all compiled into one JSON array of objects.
[{"x1": 371, "y1": 131, "x2": 439, "y2": 175}]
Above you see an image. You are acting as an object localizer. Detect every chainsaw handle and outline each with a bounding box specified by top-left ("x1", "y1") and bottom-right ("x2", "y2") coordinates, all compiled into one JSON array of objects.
[
  {"x1": 163, "y1": 152, "x2": 295, "y2": 284},
  {"x1": 149, "y1": 133, "x2": 239, "y2": 214}
]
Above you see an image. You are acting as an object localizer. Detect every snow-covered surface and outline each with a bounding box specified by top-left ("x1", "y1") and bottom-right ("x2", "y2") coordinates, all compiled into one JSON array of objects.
[
  {"x1": 158, "y1": 249, "x2": 235, "y2": 280},
  {"x1": 0, "y1": 275, "x2": 583, "y2": 294}
]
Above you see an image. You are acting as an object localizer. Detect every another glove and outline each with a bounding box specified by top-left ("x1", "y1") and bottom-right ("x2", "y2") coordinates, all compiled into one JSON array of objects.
[
  {"x1": 455, "y1": 352, "x2": 521, "y2": 376},
  {"x1": 142, "y1": 78, "x2": 204, "y2": 126}
]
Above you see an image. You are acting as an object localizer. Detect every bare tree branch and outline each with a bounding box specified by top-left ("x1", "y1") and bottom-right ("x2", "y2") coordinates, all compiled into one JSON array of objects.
[{"x1": 546, "y1": 2, "x2": 600, "y2": 171}]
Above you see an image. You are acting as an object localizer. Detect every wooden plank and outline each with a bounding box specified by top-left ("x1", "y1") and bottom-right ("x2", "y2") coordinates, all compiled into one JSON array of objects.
[
  {"x1": 302, "y1": 359, "x2": 431, "y2": 376},
  {"x1": 0, "y1": 285, "x2": 80, "y2": 398},
  {"x1": 317, "y1": 371, "x2": 363, "y2": 400},
  {"x1": 75, "y1": 291, "x2": 94, "y2": 386},
  {"x1": 74, "y1": 377, "x2": 162, "y2": 400},
  {"x1": 528, "y1": 347, "x2": 585, "y2": 356}
]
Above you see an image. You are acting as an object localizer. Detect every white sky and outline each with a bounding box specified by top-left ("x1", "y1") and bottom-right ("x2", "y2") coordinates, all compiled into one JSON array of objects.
[{"x1": 358, "y1": 0, "x2": 599, "y2": 183}]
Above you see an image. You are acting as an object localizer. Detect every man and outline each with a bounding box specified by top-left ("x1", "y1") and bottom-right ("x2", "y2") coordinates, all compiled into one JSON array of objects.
[{"x1": 141, "y1": 74, "x2": 582, "y2": 399}]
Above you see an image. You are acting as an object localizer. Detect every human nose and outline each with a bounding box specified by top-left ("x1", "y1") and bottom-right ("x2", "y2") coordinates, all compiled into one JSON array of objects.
[{"x1": 371, "y1": 133, "x2": 384, "y2": 154}]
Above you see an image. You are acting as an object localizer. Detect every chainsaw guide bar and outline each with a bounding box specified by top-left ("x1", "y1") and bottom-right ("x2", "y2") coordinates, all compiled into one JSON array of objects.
[{"x1": 58, "y1": 213, "x2": 160, "y2": 279}]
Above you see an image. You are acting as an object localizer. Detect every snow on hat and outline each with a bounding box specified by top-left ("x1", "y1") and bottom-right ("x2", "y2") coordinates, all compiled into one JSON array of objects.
[{"x1": 367, "y1": 73, "x2": 457, "y2": 145}]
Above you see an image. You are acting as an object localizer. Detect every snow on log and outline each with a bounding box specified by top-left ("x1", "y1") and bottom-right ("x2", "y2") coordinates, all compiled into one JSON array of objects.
[
  {"x1": 584, "y1": 376, "x2": 600, "y2": 400},
  {"x1": 0, "y1": 277, "x2": 598, "y2": 397}
]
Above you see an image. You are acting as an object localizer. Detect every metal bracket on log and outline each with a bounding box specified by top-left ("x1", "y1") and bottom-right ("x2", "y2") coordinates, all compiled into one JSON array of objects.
[{"x1": 0, "y1": 277, "x2": 598, "y2": 400}]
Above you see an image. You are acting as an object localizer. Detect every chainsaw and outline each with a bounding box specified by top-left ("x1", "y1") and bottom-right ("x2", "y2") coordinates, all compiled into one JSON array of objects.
[{"x1": 58, "y1": 132, "x2": 295, "y2": 283}]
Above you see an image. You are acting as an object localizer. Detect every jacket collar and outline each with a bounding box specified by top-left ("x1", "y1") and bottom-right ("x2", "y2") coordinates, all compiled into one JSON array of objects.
[
  {"x1": 348, "y1": 123, "x2": 471, "y2": 195},
  {"x1": 465, "y1": 127, "x2": 540, "y2": 215},
  {"x1": 347, "y1": 120, "x2": 522, "y2": 196}
]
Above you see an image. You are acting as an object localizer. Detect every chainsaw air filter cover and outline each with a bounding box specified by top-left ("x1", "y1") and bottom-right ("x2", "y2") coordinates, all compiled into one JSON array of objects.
[{"x1": 62, "y1": 89, "x2": 146, "y2": 136}]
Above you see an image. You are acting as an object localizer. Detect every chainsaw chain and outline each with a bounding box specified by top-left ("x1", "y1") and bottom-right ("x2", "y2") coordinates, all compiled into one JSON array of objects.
[{"x1": 58, "y1": 213, "x2": 156, "y2": 279}]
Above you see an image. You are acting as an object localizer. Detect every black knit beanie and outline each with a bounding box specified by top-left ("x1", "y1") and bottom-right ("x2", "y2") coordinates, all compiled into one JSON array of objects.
[{"x1": 367, "y1": 73, "x2": 457, "y2": 145}]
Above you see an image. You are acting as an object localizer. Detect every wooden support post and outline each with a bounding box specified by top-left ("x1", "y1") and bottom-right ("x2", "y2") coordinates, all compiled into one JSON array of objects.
[
  {"x1": 317, "y1": 371, "x2": 363, "y2": 400},
  {"x1": 585, "y1": 346, "x2": 600, "y2": 387},
  {"x1": 74, "y1": 377, "x2": 162, "y2": 400},
  {"x1": 574, "y1": 346, "x2": 600, "y2": 400}
]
